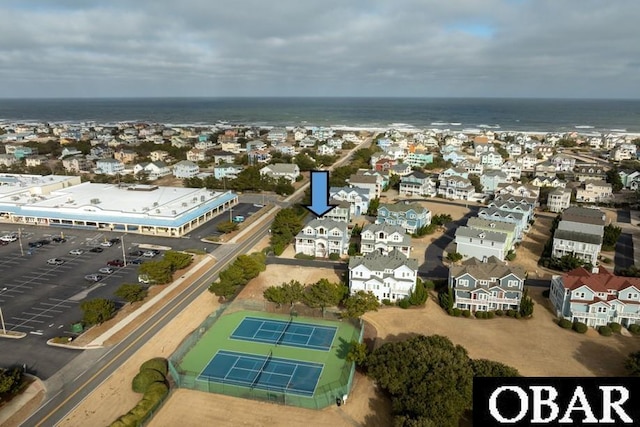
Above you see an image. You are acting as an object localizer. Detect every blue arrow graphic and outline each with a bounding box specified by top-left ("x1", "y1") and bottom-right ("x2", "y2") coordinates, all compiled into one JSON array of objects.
[{"x1": 304, "y1": 170, "x2": 337, "y2": 218}]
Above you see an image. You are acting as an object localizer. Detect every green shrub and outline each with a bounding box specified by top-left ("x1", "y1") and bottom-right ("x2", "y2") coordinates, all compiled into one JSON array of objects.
[
  {"x1": 328, "y1": 252, "x2": 341, "y2": 261},
  {"x1": 381, "y1": 298, "x2": 393, "y2": 306},
  {"x1": 495, "y1": 309, "x2": 504, "y2": 316},
  {"x1": 573, "y1": 321, "x2": 588, "y2": 334},
  {"x1": 397, "y1": 298, "x2": 410, "y2": 309},
  {"x1": 629, "y1": 324, "x2": 640, "y2": 334},
  {"x1": 144, "y1": 381, "x2": 169, "y2": 400},
  {"x1": 462, "y1": 309, "x2": 471, "y2": 318},
  {"x1": 132, "y1": 368, "x2": 165, "y2": 394},
  {"x1": 487, "y1": 311, "x2": 495, "y2": 319},
  {"x1": 507, "y1": 309, "x2": 516, "y2": 317},
  {"x1": 140, "y1": 357, "x2": 168, "y2": 377},
  {"x1": 447, "y1": 308, "x2": 454, "y2": 316},
  {"x1": 113, "y1": 413, "x2": 139, "y2": 427},
  {"x1": 542, "y1": 290, "x2": 550, "y2": 298},
  {"x1": 294, "y1": 253, "x2": 315, "y2": 260},
  {"x1": 558, "y1": 318, "x2": 573, "y2": 329},
  {"x1": 515, "y1": 312, "x2": 522, "y2": 319},
  {"x1": 598, "y1": 325, "x2": 613, "y2": 337},
  {"x1": 422, "y1": 280, "x2": 435, "y2": 290},
  {"x1": 452, "y1": 308, "x2": 461, "y2": 317},
  {"x1": 476, "y1": 311, "x2": 486, "y2": 319},
  {"x1": 609, "y1": 322, "x2": 622, "y2": 333}
]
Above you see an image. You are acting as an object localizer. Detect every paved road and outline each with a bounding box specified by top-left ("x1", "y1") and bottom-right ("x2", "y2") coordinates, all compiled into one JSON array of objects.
[
  {"x1": 615, "y1": 233, "x2": 634, "y2": 271},
  {"x1": 26, "y1": 222, "x2": 270, "y2": 427}
]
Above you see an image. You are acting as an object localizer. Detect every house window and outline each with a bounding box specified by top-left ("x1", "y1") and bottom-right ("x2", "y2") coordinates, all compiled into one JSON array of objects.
[
  {"x1": 458, "y1": 279, "x2": 469, "y2": 286},
  {"x1": 575, "y1": 291, "x2": 586, "y2": 299},
  {"x1": 597, "y1": 306, "x2": 607, "y2": 313},
  {"x1": 508, "y1": 280, "x2": 519, "y2": 287}
]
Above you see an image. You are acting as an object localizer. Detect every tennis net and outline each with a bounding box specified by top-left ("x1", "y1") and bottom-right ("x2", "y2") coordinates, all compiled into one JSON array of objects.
[
  {"x1": 250, "y1": 350, "x2": 272, "y2": 389},
  {"x1": 276, "y1": 317, "x2": 293, "y2": 346}
]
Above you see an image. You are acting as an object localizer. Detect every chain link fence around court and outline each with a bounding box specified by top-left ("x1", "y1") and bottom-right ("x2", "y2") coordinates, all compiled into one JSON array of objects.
[{"x1": 168, "y1": 299, "x2": 364, "y2": 410}]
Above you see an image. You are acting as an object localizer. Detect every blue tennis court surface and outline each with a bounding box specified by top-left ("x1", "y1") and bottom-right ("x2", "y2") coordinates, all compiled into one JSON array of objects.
[
  {"x1": 231, "y1": 316, "x2": 337, "y2": 351},
  {"x1": 198, "y1": 350, "x2": 323, "y2": 397}
]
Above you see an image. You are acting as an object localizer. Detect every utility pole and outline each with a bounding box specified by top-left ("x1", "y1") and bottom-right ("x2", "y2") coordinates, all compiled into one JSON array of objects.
[
  {"x1": 0, "y1": 287, "x2": 7, "y2": 335},
  {"x1": 18, "y1": 227, "x2": 24, "y2": 257},
  {"x1": 121, "y1": 234, "x2": 127, "y2": 266}
]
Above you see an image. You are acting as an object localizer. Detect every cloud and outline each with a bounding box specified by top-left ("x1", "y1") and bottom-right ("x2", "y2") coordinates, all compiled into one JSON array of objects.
[{"x1": 0, "y1": 0, "x2": 638, "y2": 97}]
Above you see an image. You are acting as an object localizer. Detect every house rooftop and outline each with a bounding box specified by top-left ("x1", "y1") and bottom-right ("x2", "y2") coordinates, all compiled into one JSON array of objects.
[
  {"x1": 349, "y1": 249, "x2": 418, "y2": 271},
  {"x1": 559, "y1": 267, "x2": 640, "y2": 293},
  {"x1": 450, "y1": 257, "x2": 526, "y2": 281},
  {"x1": 455, "y1": 226, "x2": 508, "y2": 243}
]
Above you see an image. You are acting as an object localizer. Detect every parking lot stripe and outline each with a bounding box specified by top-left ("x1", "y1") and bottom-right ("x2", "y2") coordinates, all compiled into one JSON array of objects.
[
  {"x1": 12, "y1": 317, "x2": 45, "y2": 323},
  {"x1": 24, "y1": 312, "x2": 54, "y2": 318}
]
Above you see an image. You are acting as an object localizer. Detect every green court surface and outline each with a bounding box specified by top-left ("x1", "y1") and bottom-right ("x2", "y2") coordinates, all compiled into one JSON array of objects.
[{"x1": 173, "y1": 310, "x2": 361, "y2": 409}]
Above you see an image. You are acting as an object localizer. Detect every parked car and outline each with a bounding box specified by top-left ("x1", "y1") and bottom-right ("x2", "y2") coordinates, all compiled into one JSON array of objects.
[
  {"x1": 129, "y1": 258, "x2": 145, "y2": 264},
  {"x1": 107, "y1": 259, "x2": 125, "y2": 267},
  {"x1": 138, "y1": 274, "x2": 155, "y2": 284},
  {"x1": 0, "y1": 240, "x2": 8, "y2": 246},
  {"x1": 84, "y1": 274, "x2": 103, "y2": 282},
  {"x1": 128, "y1": 250, "x2": 144, "y2": 257},
  {"x1": 109, "y1": 238, "x2": 121, "y2": 244},
  {"x1": 51, "y1": 236, "x2": 67, "y2": 243},
  {"x1": 100, "y1": 241, "x2": 114, "y2": 247},
  {"x1": 89, "y1": 247, "x2": 104, "y2": 253},
  {"x1": 142, "y1": 250, "x2": 158, "y2": 258},
  {"x1": 47, "y1": 258, "x2": 65, "y2": 265},
  {"x1": 0, "y1": 235, "x2": 18, "y2": 242},
  {"x1": 232, "y1": 215, "x2": 245, "y2": 223},
  {"x1": 28, "y1": 241, "x2": 43, "y2": 248},
  {"x1": 37, "y1": 239, "x2": 51, "y2": 245},
  {"x1": 69, "y1": 249, "x2": 84, "y2": 255},
  {"x1": 98, "y1": 267, "x2": 114, "y2": 274}
]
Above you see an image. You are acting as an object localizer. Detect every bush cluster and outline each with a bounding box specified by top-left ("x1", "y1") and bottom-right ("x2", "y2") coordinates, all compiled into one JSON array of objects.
[
  {"x1": 110, "y1": 357, "x2": 169, "y2": 427},
  {"x1": 629, "y1": 324, "x2": 640, "y2": 334},
  {"x1": 462, "y1": 309, "x2": 471, "y2": 318},
  {"x1": 572, "y1": 321, "x2": 588, "y2": 334},
  {"x1": 598, "y1": 325, "x2": 613, "y2": 337},
  {"x1": 495, "y1": 309, "x2": 504, "y2": 316},
  {"x1": 381, "y1": 298, "x2": 393, "y2": 306},
  {"x1": 558, "y1": 318, "x2": 573, "y2": 329},
  {"x1": 208, "y1": 252, "x2": 266, "y2": 299},
  {"x1": 609, "y1": 322, "x2": 622, "y2": 333}
]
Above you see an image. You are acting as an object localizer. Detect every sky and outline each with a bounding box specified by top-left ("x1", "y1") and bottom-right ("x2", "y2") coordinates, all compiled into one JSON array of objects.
[{"x1": 1, "y1": 0, "x2": 639, "y2": 99}]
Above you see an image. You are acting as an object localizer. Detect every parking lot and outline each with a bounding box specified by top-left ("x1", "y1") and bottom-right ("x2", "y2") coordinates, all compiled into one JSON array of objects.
[{"x1": 0, "y1": 201, "x2": 265, "y2": 379}]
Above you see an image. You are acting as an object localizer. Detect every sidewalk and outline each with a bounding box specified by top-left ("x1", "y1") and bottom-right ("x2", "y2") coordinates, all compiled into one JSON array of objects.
[{"x1": 0, "y1": 375, "x2": 45, "y2": 427}]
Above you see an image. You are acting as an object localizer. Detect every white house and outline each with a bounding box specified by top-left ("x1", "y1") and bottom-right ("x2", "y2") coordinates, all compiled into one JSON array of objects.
[
  {"x1": 330, "y1": 186, "x2": 370, "y2": 216},
  {"x1": 360, "y1": 223, "x2": 412, "y2": 257},
  {"x1": 133, "y1": 161, "x2": 171, "y2": 180},
  {"x1": 259, "y1": 163, "x2": 300, "y2": 182},
  {"x1": 552, "y1": 207, "x2": 606, "y2": 266},
  {"x1": 172, "y1": 160, "x2": 200, "y2": 179},
  {"x1": 575, "y1": 180, "x2": 612, "y2": 203},
  {"x1": 455, "y1": 227, "x2": 511, "y2": 261},
  {"x1": 547, "y1": 188, "x2": 572, "y2": 213},
  {"x1": 294, "y1": 218, "x2": 349, "y2": 258},
  {"x1": 95, "y1": 158, "x2": 125, "y2": 175},
  {"x1": 348, "y1": 250, "x2": 419, "y2": 302}
]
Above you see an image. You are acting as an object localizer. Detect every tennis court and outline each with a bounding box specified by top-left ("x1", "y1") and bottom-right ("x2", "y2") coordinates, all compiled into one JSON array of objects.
[
  {"x1": 230, "y1": 316, "x2": 337, "y2": 351},
  {"x1": 197, "y1": 350, "x2": 323, "y2": 397}
]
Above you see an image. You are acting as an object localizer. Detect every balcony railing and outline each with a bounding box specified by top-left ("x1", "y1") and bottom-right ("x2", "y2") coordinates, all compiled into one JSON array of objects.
[{"x1": 455, "y1": 297, "x2": 520, "y2": 305}]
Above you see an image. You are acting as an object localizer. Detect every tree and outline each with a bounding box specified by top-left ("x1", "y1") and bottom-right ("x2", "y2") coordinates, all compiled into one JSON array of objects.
[
  {"x1": 217, "y1": 220, "x2": 238, "y2": 234},
  {"x1": 606, "y1": 166, "x2": 624, "y2": 192},
  {"x1": 235, "y1": 253, "x2": 266, "y2": 282},
  {"x1": 274, "y1": 178, "x2": 295, "y2": 196},
  {"x1": 346, "y1": 340, "x2": 368, "y2": 365},
  {"x1": 468, "y1": 174, "x2": 482, "y2": 193},
  {"x1": 0, "y1": 367, "x2": 23, "y2": 394},
  {"x1": 470, "y1": 359, "x2": 520, "y2": 377},
  {"x1": 625, "y1": 351, "x2": 640, "y2": 376},
  {"x1": 293, "y1": 153, "x2": 317, "y2": 171},
  {"x1": 80, "y1": 298, "x2": 116, "y2": 325},
  {"x1": 446, "y1": 252, "x2": 463, "y2": 263},
  {"x1": 270, "y1": 208, "x2": 305, "y2": 255},
  {"x1": 342, "y1": 290, "x2": 379, "y2": 318},
  {"x1": 493, "y1": 143, "x2": 509, "y2": 160},
  {"x1": 163, "y1": 251, "x2": 193, "y2": 271},
  {"x1": 115, "y1": 284, "x2": 148, "y2": 303},
  {"x1": 602, "y1": 224, "x2": 622, "y2": 251},
  {"x1": 138, "y1": 259, "x2": 174, "y2": 284},
  {"x1": 367, "y1": 197, "x2": 380, "y2": 216},
  {"x1": 366, "y1": 335, "x2": 473, "y2": 427},
  {"x1": 407, "y1": 279, "x2": 428, "y2": 306},
  {"x1": 263, "y1": 286, "x2": 287, "y2": 306},
  {"x1": 519, "y1": 288, "x2": 534, "y2": 317},
  {"x1": 303, "y1": 279, "x2": 347, "y2": 312},
  {"x1": 280, "y1": 280, "x2": 304, "y2": 306}
]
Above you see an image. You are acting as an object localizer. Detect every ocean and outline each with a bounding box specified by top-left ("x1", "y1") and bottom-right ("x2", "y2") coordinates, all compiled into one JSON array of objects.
[{"x1": 0, "y1": 97, "x2": 639, "y2": 133}]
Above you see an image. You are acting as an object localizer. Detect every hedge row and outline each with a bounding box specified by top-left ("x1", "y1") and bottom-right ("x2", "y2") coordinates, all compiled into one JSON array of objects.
[
  {"x1": 110, "y1": 357, "x2": 169, "y2": 427},
  {"x1": 447, "y1": 308, "x2": 524, "y2": 319},
  {"x1": 558, "y1": 319, "x2": 633, "y2": 336}
]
